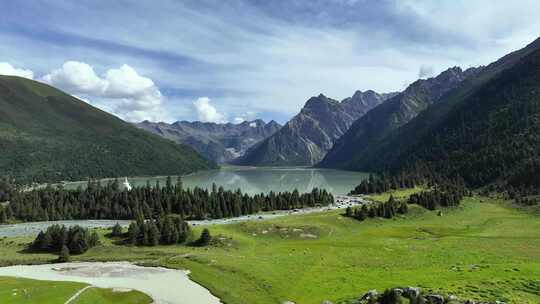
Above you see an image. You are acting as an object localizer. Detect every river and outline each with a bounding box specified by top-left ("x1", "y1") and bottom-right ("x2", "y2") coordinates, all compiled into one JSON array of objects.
[{"x1": 0, "y1": 262, "x2": 221, "y2": 304}]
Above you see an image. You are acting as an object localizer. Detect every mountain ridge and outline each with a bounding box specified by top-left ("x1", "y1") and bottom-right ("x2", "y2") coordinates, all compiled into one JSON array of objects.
[
  {"x1": 233, "y1": 90, "x2": 397, "y2": 166},
  {"x1": 320, "y1": 37, "x2": 540, "y2": 189},
  {"x1": 136, "y1": 119, "x2": 281, "y2": 163},
  {"x1": 318, "y1": 66, "x2": 482, "y2": 169}
]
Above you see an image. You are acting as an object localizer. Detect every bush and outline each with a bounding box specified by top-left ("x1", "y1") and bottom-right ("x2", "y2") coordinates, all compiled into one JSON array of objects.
[{"x1": 196, "y1": 228, "x2": 212, "y2": 246}]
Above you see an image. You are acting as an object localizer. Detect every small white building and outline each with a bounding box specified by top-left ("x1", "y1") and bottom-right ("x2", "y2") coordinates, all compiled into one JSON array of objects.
[{"x1": 122, "y1": 177, "x2": 132, "y2": 191}]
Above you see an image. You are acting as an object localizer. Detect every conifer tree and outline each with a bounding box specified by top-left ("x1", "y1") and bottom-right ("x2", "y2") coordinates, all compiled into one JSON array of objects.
[{"x1": 58, "y1": 245, "x2": 70, "y2": 263}]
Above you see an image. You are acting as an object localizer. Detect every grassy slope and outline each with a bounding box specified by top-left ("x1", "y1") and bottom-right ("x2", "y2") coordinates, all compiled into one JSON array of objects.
[
  {"x1": 0, "y1": 197, "x2": 539, "y2": 304},
  {"x1": 362, "y1": 186, "x2": 426, "y2": 203},
  {"x1": 0, "y1": 277, "x2": 151, "y2": 304},
  {"x1": 72, "y1": 288, "x2": 152, "y2": 304},
  {"x1": 0, "y1": 75, "x2": 215, "y2": 183}
]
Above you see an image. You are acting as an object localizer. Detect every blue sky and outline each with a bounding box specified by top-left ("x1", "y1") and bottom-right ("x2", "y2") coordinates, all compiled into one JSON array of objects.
[{"x1": 1, "y1": 0, "x2": 540, "y2": 124}]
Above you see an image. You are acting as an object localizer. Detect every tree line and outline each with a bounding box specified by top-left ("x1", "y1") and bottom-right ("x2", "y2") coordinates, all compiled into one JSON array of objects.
[
  {"x1": 344, "y1": 195, "x2": 409, "y2": 221},
  {"x1": 349, "y1": 173, "x2": 419, "y2": 195},
  {"x1": 2, "y1": 177, "x2": 334, "y2": 223}
]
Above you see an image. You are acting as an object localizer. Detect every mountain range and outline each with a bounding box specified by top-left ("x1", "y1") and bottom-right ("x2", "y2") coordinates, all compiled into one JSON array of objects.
[
  {"x1": 318, "y1": 66, "x2": 482, "y2": 169},
  {"x1": 3, "y1": 36, "x2": 540, "y2": 192},
  {"x1": 232, "y1": 90, "x2": 397, "y2": 166},
  {"x1": 0, "y1": 76, "x2": 215, "y2": 183},
  {"x1": 332, "y1": 37, "x2": 540, "y2": 188},
  {"x1": 135, "y1": 119, "x2": 281, "y2": 163}
]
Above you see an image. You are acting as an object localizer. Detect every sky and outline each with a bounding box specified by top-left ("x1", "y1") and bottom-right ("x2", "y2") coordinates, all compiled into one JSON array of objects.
[{"x1": 1, "y1": 1, "x2": 539, "y2": 124}]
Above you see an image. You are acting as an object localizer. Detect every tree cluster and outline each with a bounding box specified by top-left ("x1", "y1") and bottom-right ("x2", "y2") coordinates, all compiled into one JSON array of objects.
[
  {"x1": 345, "y1": 195, "x2": 408, "y2": 221},
  {"x1": 126, "y1": 215, "x2": 190, "y2": 246},
  {"x1": 5, "y1": 177, "x2": 334, "y2": 223},
  {"x1": 407, "y1": 185, "x2": 466, "y2": 210},
  {"x1": 349, "y1": 173, "x2": 418, "y2": 195},
  {"x1": 31, "y1": 224, "x2": 99, "y2": 255}
]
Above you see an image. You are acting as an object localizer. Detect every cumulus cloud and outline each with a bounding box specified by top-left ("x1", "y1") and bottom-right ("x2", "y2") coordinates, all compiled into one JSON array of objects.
[
  {"x1": 42, "y1": 61, "x2": 105, "y2": 93},
  {"x1": 418, "y1": 65, "x2": 435, "y2": 79},
  {"x1": 0, "y1": 62, "x2": 34, "y2": 79},
  {"x1": 193, "y1": 97, "x2": 226, "y2": 123},
  {"x1": 42, "y1": 61, "x2": 164, "y2": 122}
]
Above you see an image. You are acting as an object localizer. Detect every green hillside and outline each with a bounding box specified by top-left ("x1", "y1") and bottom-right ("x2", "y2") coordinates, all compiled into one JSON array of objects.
[{"x1": 0, "y1": 76, "x2": 216, "y2": 183}]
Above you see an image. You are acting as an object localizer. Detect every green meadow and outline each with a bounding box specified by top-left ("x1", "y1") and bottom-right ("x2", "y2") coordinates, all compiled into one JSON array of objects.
[
  {"x1": 0, "y1": 195, "x2": 539, "y2": 304},
  {"x1": 0, "y1": 277, "x2": 151, "y2": 304}
]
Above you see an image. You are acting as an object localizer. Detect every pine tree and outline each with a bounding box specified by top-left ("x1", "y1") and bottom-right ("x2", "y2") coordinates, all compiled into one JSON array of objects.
[
  {"x1": 58, "y1": 245, "x2": 70, "y2": 263},
  {"x1": 345, "y1": 206, "x2": 353, "y2": 217},
  {"x1": 147, "y1": 222, "x2": 160, "y2": 246},
  {"x1": 0, "y1": 207, "x2": 7, "y2": 223},
  {"x1": 127, "y1": 222, "x2": 140, "y2": 245}
]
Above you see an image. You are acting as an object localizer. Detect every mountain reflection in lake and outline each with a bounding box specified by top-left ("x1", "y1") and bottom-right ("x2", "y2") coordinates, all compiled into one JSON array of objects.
[{"x1": 63, "y1": 166, "x2": 369, "y2": 195}]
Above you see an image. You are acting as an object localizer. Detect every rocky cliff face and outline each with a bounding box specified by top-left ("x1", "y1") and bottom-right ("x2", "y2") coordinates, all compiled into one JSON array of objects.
[
  {"x1": 135, "y1": 119, "x2": 281, "y2": 163},
  {"x1": 233, "y1": 90, "x2": 396, "y2": 166},
  {"x1": 318, "y1": 66, "x2": 481, "y2": 169}
]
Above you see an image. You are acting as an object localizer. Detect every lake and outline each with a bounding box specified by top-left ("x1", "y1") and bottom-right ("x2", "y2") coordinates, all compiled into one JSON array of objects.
[{"x1": 62, "y1": 166, "x2": 369, "y2": 195}]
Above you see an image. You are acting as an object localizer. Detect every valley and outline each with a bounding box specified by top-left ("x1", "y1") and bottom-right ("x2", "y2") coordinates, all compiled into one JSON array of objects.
[
  {"x1": 1, "y1": 5, "x2": 540, "y2": 304},
  {"x1": 0, "y1": 192, "x2": 538, "y2": 304}
]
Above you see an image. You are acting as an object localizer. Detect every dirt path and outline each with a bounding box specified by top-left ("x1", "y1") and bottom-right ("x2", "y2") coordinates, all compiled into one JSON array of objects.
[{"x1": 65, "y1": 286, "x2": 94, "y2": 304}]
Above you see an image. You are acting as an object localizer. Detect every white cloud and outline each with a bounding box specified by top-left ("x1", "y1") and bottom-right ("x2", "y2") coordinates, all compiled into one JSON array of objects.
[
  {"x1": 0, "y1": 62, "x2": 34, "y2": 79},
  {"x1": 42, "y1": 61, "x2": 165, "y2": 122},
  {"x1": 3, "y1": 2, "x2": 540, "y2": 123},
  {"x1": 249, "y1": 122, "x2": 257, "y2": 128},
  {"x1": 193, "y1": 97, "x2": 226, "y2": 123},
  {"x1": 42, "y1": 61, "x2": 105, "y2": 93},
  {"x1": 418, "y1": 65, "x2": 434, "y2": 79},
  {"x1": 233, "y1": 117, "x2": 245, "y2": 124}
]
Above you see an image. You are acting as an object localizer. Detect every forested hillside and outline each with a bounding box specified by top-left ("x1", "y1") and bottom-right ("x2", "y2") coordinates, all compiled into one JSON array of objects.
[
  {"x1": 339, "y1": 37, "x2": 540, "y2": 189},
  {"x1": 0, "y1": 76, "x2": 215, "y2": 183},
  {"x1": 318, "y1": 66, "x2": 480, "y2": 169}
]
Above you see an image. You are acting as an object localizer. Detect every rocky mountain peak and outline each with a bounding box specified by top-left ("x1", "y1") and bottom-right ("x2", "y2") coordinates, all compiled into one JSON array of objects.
[
  {"x1": 136, "y1": 119, "x2": 281, "y2": 164},
  {"x1": 234, "y1": 89, "x2": 395, "y2": 166}
]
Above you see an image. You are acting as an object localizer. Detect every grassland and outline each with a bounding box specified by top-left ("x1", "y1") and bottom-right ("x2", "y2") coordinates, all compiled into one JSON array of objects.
[
  {"x1": 0, "y1": 277, "x2": 151, "y2": 304},
  {"x1": 71, "y1": 287, "x2": 152, "y2": 304},
  {"x1": 0, "y1": 195, "x2": 539, "y2": 304}
]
